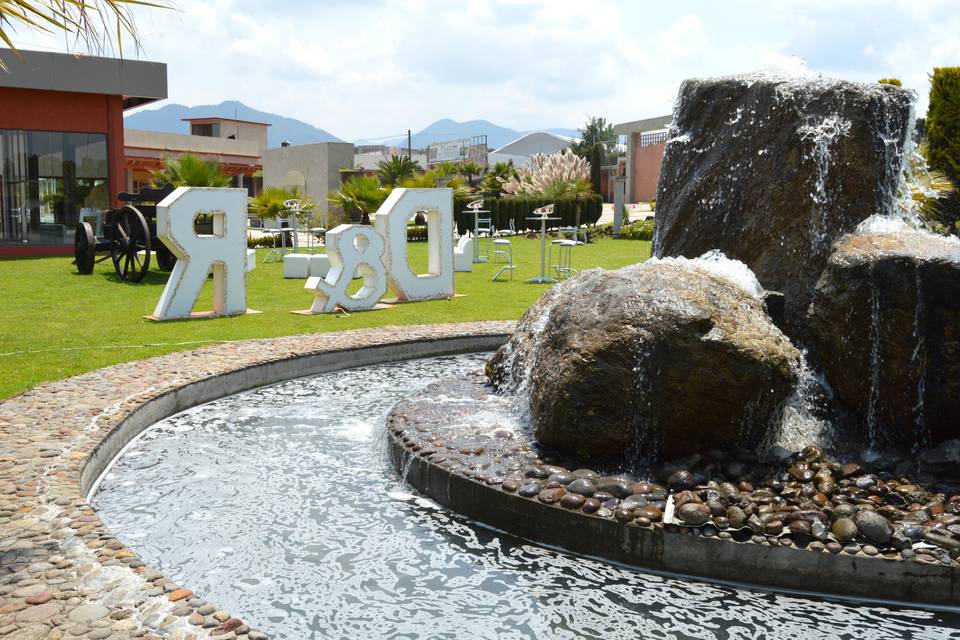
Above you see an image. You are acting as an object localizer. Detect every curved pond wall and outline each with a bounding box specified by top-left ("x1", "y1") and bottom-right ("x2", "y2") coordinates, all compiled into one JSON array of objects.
[{"x1": 0, "y1": 322, "x2": 512, "y2": 640}]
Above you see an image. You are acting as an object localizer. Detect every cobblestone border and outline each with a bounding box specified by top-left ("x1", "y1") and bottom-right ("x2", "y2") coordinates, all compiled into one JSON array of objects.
[
  {"x1": 387, "y1": 376, "x2": 960, "y2": 609},
  {"x1": 0, "y1": 322, "x2": 513, "y2": 640}
]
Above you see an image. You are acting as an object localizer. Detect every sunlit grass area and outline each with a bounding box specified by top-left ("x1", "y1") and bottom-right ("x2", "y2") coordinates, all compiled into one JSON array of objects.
[{"x1": 0, "y1": 236, "x2": 650, "y2": 399}]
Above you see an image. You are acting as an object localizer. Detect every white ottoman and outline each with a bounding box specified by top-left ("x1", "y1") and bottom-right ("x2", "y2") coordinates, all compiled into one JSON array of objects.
[
  {"x1": 283, "y1": 253, "x2": 312, "y2": 278},
  {"x1": 310, "y1": 254, "x2": 331, "y2": 278},
  {"x1": 246, "y1": 248, "x2": 256, "y2": 272}
]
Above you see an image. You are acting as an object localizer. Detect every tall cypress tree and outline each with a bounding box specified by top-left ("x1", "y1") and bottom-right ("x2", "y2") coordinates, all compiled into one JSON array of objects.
[
  {"x1": 926, "y1": 67, "x2": 960, "y2": 233},
  {"x1": 927, "y1": 67, "x2": 960, "y2": 182},
  {"x1": 590, "y1": 142, "x2": 604, "y2": 195}
]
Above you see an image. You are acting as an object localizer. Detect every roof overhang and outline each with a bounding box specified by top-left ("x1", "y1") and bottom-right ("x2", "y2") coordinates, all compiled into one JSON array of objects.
[
  {"x1": 613, "y1": 115, "x2": 672, "y2": 135},
  {"x1": 0, "y1": 48, "x2": 167, "y2": 110}
]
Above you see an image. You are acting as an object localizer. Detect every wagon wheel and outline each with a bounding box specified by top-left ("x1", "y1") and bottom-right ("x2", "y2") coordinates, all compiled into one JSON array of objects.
[
  {"x1": 74, "y1": 222, "x2": 96, "y2": 274},
  {"x1": 155, "y1": 242, "x2": 177, "y2": 271},
  {"x1": 110, "y1": 207, "x2": 151, "y2": 282}
]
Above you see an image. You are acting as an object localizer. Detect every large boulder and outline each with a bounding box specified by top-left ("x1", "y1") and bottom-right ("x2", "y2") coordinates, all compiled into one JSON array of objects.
[
  {"x1": 654, "y1": 73, "x2": 914, "y2": 335},
  {"x1": 487, "y1": 258, "x2": 801, "y2": 460},
  {"x1": 808, "y1": 226, "x2": 960, "y2": 448}
]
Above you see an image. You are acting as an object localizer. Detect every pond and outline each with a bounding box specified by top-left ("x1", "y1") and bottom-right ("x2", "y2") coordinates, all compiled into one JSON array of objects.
[{"x1": 92, "y1": 354, "x2": 960, "y2": 639}]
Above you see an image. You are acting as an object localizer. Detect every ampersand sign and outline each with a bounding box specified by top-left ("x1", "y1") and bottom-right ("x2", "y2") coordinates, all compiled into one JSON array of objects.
[{"x1": 305, "y1": 224, "x2": 387, "y2": 313}]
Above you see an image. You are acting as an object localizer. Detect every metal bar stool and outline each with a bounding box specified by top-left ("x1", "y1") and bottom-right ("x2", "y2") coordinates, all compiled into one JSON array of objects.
[{"x1": 549, "y1": 239, "x2": 577, "y2": 280}]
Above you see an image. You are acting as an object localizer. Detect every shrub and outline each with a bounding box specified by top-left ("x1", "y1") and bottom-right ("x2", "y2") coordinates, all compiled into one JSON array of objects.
[
  {"x1": 620, "y1": 219, "x2": 656, "y2": 240},
  {"x1": 878, "y1": 78, "x2": 903, "y2": 87},
  {"x1": 407, "y1": 225, "x2": 428, "y2": 242},
  {"x1": 592, "y1": 219, "x2": 655, "y2": 240},
  {"x1": 248, "y1": 235, "x2": 278, "y2": 248}
]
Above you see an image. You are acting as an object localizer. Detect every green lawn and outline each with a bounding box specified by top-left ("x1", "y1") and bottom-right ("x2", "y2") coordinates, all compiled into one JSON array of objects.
[{"x1": 0, "y1": 236, "x2": 650, "y2": 399}]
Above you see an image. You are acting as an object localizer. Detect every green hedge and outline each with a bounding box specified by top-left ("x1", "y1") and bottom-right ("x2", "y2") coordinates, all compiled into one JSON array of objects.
[{"x1": 453, "y1": 194, "x2": 603, "y2": 236}]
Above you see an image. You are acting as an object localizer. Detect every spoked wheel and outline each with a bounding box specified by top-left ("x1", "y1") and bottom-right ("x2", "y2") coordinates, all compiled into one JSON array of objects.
[
  {"x1": 110, "y1": 206, "x2": 151, "y2": 282},
  {"x1": 74, "y1": 222, "x2": 96, "y2": 274},
  {"x1": 155, "y1": 242, "x2": 177, "y2": 271}
]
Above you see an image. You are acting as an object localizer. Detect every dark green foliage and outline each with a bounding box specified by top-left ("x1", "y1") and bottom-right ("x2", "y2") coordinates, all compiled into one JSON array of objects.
[
  {"x1": 593, "y1": 219, "x2": 656, "y2": 240},
  {"x1": 590, "y1": 142, "x2": 603, "y2": 195},
  {"x1": 570, "y1": 116, "x2": 617, "y2": 160},
  {"x1": 453, "y1": 195, "x2": 603, "y2": 236},
  {"x1": 406, "y1": 225, "x2": 428, "y2": 242},
  {"x1": 377, "y1": 155, "x2": 421, "y2": 186},
  {"x1": 927, "y1": 67, "x2": 960, "y2": 182},
  {"x1": 927, "y1": 67, "x2": 960, "y2": 236}
]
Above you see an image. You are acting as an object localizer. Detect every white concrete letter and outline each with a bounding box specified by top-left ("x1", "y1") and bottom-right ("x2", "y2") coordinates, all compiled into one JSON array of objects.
[
  {"x1": 305, "y1": 224, "x2": 387, "y2": 312},
  {"x1": 374, "y1": 188, "x2": 454, "y2": 301},
  {"x1": 152, "y1": 187, "x2": 249, "y2": 320}
]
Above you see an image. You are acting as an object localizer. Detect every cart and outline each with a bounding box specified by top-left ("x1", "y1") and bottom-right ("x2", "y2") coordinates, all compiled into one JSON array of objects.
[{"x1": 73, "y1": 184, "x2": 178, "y2": 282}]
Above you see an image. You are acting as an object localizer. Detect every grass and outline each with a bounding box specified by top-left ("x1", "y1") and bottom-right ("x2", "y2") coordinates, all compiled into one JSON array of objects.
[{"x1": 0, "y1": 236, "x2": 650, "y2": 400}]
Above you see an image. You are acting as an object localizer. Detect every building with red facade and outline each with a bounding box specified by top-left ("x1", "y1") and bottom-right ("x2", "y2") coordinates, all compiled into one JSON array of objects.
[
  {"x1": 0, "y1": 48, "x2": 167, "y2": 256},
  {"x1": 614, "y1": 115, "x2": 672, "y2": 205}
]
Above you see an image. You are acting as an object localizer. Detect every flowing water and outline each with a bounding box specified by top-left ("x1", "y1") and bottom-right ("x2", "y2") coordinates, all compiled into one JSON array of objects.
[{"x1": 93, "y1": 355, "x2": 960, "y2": 640}]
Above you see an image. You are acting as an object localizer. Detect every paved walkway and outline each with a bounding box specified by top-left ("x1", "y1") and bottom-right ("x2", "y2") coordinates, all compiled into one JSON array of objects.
[{"x1": 0, "y1": 322, "x2": 512, "y2": 640}]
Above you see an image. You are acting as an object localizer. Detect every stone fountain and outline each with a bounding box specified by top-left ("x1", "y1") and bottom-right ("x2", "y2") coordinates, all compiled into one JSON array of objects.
[{"x1": 388, "y1": 72, "x2": 960, "y2": 606}]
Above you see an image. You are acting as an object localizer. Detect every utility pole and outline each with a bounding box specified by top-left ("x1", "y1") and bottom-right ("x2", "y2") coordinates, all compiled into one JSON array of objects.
[{"x1": 407, "y1": 129, "x2": 412, "y2": 160}]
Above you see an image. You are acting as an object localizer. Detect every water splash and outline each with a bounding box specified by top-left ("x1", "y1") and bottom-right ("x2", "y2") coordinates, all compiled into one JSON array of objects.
[{"x1": 647, "y1": 250, "x2": 765, "y2": 298}]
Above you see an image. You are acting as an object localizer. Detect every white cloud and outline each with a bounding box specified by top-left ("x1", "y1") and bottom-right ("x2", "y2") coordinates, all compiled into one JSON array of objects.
[{"x1": 11, "y1": 0, "x2": 959, "y2": 139}]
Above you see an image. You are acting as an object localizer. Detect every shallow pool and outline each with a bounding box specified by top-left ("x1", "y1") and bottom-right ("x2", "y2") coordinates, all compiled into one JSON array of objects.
[{"x1": 93, "y1": 354, "x2": 960, "y2": 639}]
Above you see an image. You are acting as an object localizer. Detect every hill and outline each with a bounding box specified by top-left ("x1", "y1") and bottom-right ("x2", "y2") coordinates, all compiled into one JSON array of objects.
[{"x1": 124, "y1": 100, "x2": 342, "y2": 148}]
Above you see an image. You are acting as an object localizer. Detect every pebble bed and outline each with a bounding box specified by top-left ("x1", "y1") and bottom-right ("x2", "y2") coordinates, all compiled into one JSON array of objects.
[
  {"x1": 0, "y1": 322, "x2": 512, "y2": 640},
  {"x1": 388, "y1": 373, "x2": 960, "y2": 580}
]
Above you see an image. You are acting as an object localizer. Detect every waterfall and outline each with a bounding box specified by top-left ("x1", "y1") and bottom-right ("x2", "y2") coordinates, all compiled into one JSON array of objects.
[
  {"x1": 911, "y1": 268, "x2": 929, "y2": 451},
  {"x1": 799, "y1": 115, "x2": 852, "y2": 253},
  {"x1": 771, "y1": 352, "x2": 834, "y2": 451},
  {"x1": 866, "y1": 264, "x2": 883, "y2": 451}
]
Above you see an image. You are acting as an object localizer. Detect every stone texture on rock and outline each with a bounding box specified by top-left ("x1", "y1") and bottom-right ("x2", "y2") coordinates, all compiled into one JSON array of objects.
[
  {"x1": 808, "y1": 230, "x2": 960, "y2": 447},
  {"x1": 488, "y1": 262, "x2": 800, "y2": 459},
  {"x1": 653, "y1": 73, "x2": 914, "y2": 334}
]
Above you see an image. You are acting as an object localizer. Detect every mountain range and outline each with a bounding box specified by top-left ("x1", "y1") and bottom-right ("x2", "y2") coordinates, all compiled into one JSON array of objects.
[{"x1": 123, "y1": 100, "x2": 579, "y2": 150}]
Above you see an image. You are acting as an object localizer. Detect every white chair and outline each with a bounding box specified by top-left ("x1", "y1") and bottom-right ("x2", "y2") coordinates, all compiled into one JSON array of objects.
[
  {"x1": 264, "y1": 216, "x2": 299, "y2": 263},
  {"x1": 494, "y1": 218, "x2": 516, "y2": 237},
  {"x1": 454, "y1": 235, "x2": 473, "y2": 272},
  {"x1": 493, "y1": 238, "x2": 512, "y2": 264},
  {"x1": 549, "y1": 239, "x2": 578, "y2": 280}
]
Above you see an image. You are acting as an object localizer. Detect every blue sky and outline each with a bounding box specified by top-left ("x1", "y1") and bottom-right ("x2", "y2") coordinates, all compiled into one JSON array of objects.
[{"x1": 13, "y1": 0, "x2": 959, "y2": 140}]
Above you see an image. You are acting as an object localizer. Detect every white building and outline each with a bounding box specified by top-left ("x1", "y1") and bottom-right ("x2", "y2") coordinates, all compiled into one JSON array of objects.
[{"x1": 487, "y1": 131, "x2": 574, "y2": 167}]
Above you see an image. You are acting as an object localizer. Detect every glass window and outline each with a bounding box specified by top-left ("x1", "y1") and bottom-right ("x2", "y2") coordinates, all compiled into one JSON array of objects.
[{"x1": 0, "y1": 129, "x2": 109, "y2": 245}]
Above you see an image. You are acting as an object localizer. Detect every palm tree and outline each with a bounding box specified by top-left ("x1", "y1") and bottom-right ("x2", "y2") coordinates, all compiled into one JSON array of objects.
[
  {"x1": 0, "y1": 1, "x2": 172, "y2": 70},
  {"x1": 151, "y1": 154, "x2": 231, "y2": 187},
  {"x1": 327, "y1": 175, "x2": 387, "y2": 225},
  {"x1": 377, "y1": 155, "x2": 421, "y2": 186},
  {"x1": 459, "y1": 162, "x2": 482, "y2": 186},
  {"x1": 249, "y1": 186, "x2": 315, "y2": 223}
]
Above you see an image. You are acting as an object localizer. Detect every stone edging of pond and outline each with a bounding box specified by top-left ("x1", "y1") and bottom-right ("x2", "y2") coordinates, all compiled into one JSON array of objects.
[
  {"x1": 0, "y1": 322, "x2": 513, "y2": 640},
  {"x1": 386, "y1": 374, "x2": 960, "y2": 610}
]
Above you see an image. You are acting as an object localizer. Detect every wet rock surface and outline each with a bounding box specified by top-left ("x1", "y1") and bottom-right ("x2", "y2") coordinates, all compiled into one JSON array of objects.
[
  {"x1": 487, "y1": 261, "x2": 800, "y2": 460},
  {"x1": 654, "y1": 73, "x2": 914, "y2": 334},
  {"x1": 391, "y1": 373, "x2": 960, "y2": 573},
  {"x1": 809, "y1": 229, "x2": 960, "y2": 447}
]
